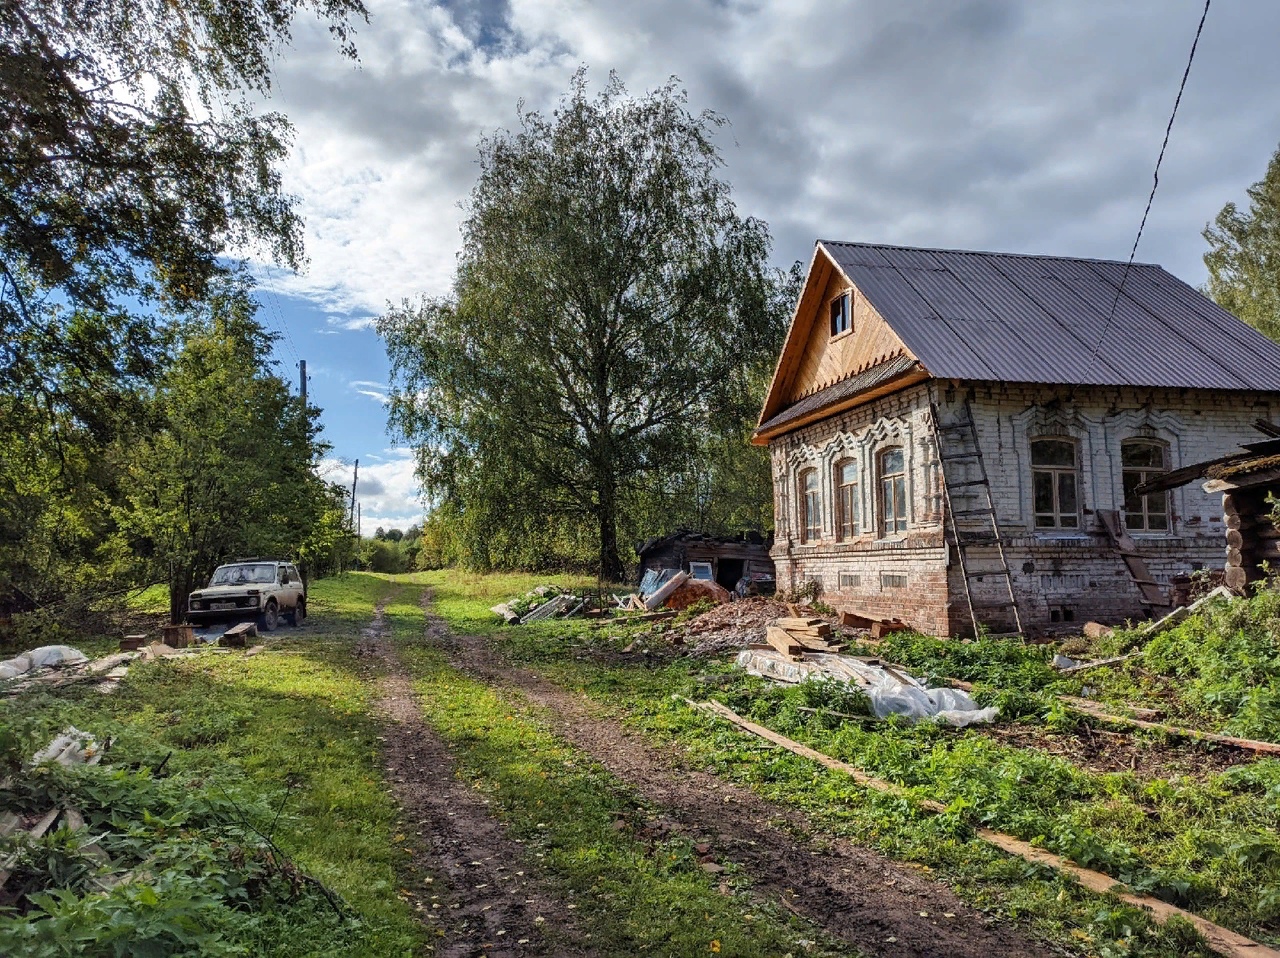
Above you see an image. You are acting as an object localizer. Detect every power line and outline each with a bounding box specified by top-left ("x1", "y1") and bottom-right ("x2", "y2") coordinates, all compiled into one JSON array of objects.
[{"x1": 1089, "y1": 0, "x2": 1211, "y2": 363}]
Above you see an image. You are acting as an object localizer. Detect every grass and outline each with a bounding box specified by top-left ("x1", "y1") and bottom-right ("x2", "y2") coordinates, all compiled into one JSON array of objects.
[
  {"x1": 414, "y1": 568, "x2": 1280, "y2": 957},
  {"x1": 2, "y1": 572, "x2": 428, "y2": 957}
]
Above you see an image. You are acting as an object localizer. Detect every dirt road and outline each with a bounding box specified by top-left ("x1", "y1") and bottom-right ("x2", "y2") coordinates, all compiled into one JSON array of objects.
[{"x1": 366, "y1": 590, "x2": 1046, "y2": 958}]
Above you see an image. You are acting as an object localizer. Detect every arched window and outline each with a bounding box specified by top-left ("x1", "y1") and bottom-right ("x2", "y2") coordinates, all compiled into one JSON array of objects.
[
  {"x1": 835, "y1": 459, "x2": 859, "y2": 540},
  {"x1": 1031, "y1": 438, "x2": 1079, "y2": 529},
  {"x1": 1122, "y1": 440, "x2": 1170, "y2": 531},
  {"x1": 798, "y1": 468, "x2": 820, "y2": 543},
  {"x1": 878, "y1": 447, "x2": 907, "y2": 535}
]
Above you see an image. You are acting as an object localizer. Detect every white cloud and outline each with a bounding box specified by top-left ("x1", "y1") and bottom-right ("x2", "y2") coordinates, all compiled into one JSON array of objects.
[
  {"x1": 255, "y1": 0, "x2": 1280, "y2": 320},
  {"x1": 318, "y1": 453, "x2": 423, "y2": 531}
]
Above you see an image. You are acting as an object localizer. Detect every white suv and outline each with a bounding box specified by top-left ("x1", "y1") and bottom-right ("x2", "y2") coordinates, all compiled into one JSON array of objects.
[{"x1": 187, "y1": 561, "x2": 306, "y2": 631}]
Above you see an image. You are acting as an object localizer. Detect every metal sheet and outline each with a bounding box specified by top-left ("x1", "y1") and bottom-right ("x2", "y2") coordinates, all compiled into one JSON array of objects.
[{"x1": 819, "y1": 241, "x2": 1280, "y2": 392}]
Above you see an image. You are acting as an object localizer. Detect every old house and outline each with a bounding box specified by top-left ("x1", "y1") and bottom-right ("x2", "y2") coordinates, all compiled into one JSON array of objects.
[{"x1": 755, "y1": 241, "x2": 1280, "y2": 636}]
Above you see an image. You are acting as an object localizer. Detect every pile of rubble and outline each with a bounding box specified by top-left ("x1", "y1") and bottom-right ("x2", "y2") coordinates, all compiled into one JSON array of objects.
[
  {"x1": 492, "y1": 570, "x2": 738, "y2": 626},
  {"x1": 676, "y1": 596, "x2": 797, "y2": 656}
]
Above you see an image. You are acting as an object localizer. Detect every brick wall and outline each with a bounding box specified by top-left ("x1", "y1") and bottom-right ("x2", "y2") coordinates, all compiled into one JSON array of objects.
[{"x1": 768, "y1": 379, "x2": 1280, "y2": 635}]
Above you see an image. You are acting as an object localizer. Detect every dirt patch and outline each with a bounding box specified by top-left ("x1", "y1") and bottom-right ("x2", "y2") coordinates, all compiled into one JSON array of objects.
[
  {"x1": 430, "y1": 608, "x2": 1045, "y2": 958},
  {"x1": 983, "y1": 721, "x2": 1253, "y2": 778},
  {"x1": 361, "y1": 598, "x2": 595, "y2": 958}
]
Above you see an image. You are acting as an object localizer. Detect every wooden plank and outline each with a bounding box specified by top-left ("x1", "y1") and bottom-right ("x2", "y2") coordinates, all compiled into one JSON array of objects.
[
  {"x1": 776, "y1": 617, "x2": 827, "y2": 629},
  {"x1": 765, "y1": 626, "x2": 804, "y2": 659},
  {"x1": 1065, "y1": 699, "x2": 1280, "y2": 756},
  {"x1": 870, "y1": 620, "x2": 910, "y2": 639},
  {"x1": 1057, "y1": 652, "x2": 1142, "y2": 674},
  {"x1": 840, "y1": 611, "x2": 874, "y2": 629},
  {"x1": 687, "y1": 698, "x2": 1280, "y2": 958},
  {"x1": 643, "y1": 571, "x2": 689, "y2": 611}
]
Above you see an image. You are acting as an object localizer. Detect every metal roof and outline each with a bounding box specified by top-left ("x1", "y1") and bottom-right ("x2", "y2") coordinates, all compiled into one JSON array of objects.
[
  {"x1": 757, "y1": 354, "x2": 920, "y2": 433},
  {"x1": 820, "y1": 241, "x2": 1280, "y2": 391}
]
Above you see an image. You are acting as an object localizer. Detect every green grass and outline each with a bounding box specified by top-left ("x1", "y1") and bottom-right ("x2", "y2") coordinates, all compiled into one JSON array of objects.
[
  {"x1": 398, "y1": 638, "x2": 851, "y2": 958},
  {"x1": 413, "y1": 568, "x2": 1280, "y2": 957},
  {"x1": 2, "y1": 573, "x2": 429, "y2": 957}
]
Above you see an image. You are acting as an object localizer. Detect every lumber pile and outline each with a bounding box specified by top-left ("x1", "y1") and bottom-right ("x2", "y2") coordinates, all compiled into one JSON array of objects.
[{"x1": 765, "y1": 617, "x2": 841, "y2": 661}]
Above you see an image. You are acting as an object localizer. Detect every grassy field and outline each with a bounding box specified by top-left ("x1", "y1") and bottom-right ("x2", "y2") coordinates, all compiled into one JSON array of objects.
[{"x1": 1, "y1": 573, "x2": 425, "y2": 957}]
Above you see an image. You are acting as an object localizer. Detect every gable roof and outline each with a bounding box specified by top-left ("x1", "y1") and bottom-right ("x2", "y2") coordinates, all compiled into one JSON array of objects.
[{"x1": 819, "y1": 241, "x2": 1280, "y2": 392}]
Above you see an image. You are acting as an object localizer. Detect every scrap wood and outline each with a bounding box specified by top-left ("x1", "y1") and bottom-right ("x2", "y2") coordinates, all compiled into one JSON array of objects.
[
  {"x1": 1139, "y1": 585, "x2": 1234, "y2": 639},
  {"x1": 765, "y1": 626, "x2": 804, "y2": 660},
  {"x1": 1065, "y1": 699, "x2": 1280, "y2": 756},
  {"x1": 644, "y1": 571, "x2": 690, "y2": 611},
  {"x1": 1057, "y1": 651, "x2": 1143, "y2": 674},
  {"x1": 685, "y1": 697, "x2": 1280, "y2": 958}
]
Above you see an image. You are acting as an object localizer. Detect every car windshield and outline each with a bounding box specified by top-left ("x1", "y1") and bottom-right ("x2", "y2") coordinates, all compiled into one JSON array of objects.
[{"x1": 210, "y1": 563, "x2": 277, "y2": 586}]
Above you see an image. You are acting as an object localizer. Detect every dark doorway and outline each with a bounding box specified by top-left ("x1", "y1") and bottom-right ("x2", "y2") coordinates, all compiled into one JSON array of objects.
[{"x1": 716, "y1": 558, "x2": 744, "y2": 591}]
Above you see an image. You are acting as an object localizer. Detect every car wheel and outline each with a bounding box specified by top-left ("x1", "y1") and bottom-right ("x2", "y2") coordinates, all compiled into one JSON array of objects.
[
  {"x1": 288, "y1": 599, "x2": 306, "y2": 626},
  {"x1": 259, "y1": 601, "x2": 279, "y2": 632}
]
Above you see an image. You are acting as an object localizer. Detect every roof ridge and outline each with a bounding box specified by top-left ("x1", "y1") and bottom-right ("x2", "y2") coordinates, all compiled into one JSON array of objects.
[{"x1": 817, "y1": 239, "x2": 1160, "y2": 270}]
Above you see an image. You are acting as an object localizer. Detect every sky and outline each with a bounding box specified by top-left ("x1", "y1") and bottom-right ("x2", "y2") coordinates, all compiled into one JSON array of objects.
[{"x1": 248, "y1": 0, "x2": 1280, "y2": 532}]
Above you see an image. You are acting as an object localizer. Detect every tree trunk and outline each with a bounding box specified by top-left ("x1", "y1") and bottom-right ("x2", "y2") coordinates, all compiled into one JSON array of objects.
[
  {"x1": 169, "y1": 567, "x2": 196, "y2": 625},
  {"x1": 596, "y1": 478, "x2": 625, "y2": 584}
]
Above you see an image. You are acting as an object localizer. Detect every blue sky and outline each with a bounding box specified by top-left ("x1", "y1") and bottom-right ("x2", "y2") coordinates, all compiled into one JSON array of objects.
[{"x1": 252, "y1": 0, "x2": 1280, "y2": 531}]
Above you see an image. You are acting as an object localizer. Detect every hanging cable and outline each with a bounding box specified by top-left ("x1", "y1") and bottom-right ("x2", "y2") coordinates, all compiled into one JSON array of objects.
[{"x1": 1089, "y1": 0, "x2": 1211, "y2": 363}]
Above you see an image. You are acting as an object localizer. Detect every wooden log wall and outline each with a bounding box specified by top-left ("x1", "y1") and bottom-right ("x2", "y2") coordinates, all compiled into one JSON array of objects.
[{"x1": 1223, "y1": 489, "x2": 1275, "y2": 593}]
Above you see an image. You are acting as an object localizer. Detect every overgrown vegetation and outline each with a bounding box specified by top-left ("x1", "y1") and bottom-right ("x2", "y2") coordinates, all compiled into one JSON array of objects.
[{"x1": 0, "y1": 576, "x2": 423, "y2": 956}]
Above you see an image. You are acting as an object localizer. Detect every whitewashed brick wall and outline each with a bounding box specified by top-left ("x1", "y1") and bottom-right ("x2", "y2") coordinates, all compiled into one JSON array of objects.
[{"x1": 767, "y1": 379, "x2": 1280, "y2": 634}]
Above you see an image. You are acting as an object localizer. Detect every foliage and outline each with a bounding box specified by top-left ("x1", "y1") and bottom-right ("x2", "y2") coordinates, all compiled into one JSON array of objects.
[
  {"x1": 1204, "y1": 141, "x2": 1280, "y2": 341},
  {"x1": 106, "y1": 286, "x2": 346, "y2": 621},
  {"x1": 0, "y1": 0, "x2": 364, "y2": 632},
  {"x1": 380, "y1": 71, "x2": 793, "y2": 579},
  {"x1": 0, "y1": 574, "x2": 426, "y2": 955}
]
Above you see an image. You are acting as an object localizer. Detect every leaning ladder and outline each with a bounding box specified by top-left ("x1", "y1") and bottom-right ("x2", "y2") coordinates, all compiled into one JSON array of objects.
[{"x1": 927, "y1": 398, "x2": 1025, "y2": 637}]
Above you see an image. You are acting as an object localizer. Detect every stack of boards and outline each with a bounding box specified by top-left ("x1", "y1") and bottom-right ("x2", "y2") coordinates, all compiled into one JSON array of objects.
[{"x1": 765, "y1": 617, "x2": 842, "y2": 661}]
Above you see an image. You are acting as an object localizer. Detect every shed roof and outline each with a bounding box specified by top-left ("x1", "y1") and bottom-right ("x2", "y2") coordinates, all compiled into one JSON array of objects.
[{"x1": 819, "y1": 241, "x2": 1280, "y2": 391}]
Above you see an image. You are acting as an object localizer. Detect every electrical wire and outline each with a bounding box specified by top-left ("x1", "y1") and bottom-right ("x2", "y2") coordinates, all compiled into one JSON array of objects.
[{"x1": 1089, "y1": 0, "x2": 1211, "y2": 363}]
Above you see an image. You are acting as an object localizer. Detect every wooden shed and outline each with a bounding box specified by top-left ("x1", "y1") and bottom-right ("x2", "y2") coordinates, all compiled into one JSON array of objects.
[{"x1": 635, "y1": 531, "x2": 775, "y2": 594}]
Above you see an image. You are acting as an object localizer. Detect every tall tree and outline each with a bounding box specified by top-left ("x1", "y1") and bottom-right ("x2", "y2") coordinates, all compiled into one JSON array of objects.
[
  {"x1": 0, "y1": 0, "x2": 365, "y2": 427},
  {"x1": 1204, "y1": 142, "x2": 1280, "y2": 341},
  {"x1": 380, "y1": 72, "x2": 788, "y2": 580},
  {"x1": 110, "y1": 284, "x2": 345, "y2": 622}
]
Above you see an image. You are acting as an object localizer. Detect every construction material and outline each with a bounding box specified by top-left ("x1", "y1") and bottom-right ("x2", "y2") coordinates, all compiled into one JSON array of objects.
[
  {"x1": 735, "y1": 648, "x2": 997, "y2": 726},
  {"x1": 643, "y1": 571, "x2": 690, "y2": 611},
  {"x1": 162, "y1": 624, "x2": 195, "y2": 648},
  {"x1": 687, "y1": 698, "x2": 1280, "y2": 958},
  {"x1": 520, "y1": 592, "x2": 574, "y2": 623},
  {"x1": 220, "y1": 621, "x2": 258, "y2": 647},
  {"x1": 120, "y1": 634, "x2": 147, "y2": 651},
  {"x1": 1064, "y1": 698, "x2": 1280, "y2": 756},
  {"x1": 1139, "y1": 585, "x2": 1234, "y2": 638},
  {"x1": 1057, "y1": 651, "x2": 1143, "y2": 674},
  {"x1": 0, "y1": 645, "x2": 89, "y2": 680},
  {"x1": 765, "y1": 627, "x2": 804, "y2": 659},
  {"x1": 839, "y1": 611, "x2": 873, "y2": 629}
]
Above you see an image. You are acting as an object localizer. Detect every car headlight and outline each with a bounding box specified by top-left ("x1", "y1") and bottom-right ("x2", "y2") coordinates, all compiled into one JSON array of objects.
[{"x1": 190, "y1": 601, "x2": 203, "y2": 610}]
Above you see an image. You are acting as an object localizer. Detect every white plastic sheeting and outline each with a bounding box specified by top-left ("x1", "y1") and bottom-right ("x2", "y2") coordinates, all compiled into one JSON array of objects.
[
  {"x1": 0, "y1": 645, "x2": 89, "y2": 680},
  {"x1": 735, "y1": 648, "x2": 999, "y2": 727}
]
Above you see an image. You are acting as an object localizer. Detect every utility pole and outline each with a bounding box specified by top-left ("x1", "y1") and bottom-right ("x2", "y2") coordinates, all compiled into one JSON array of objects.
[
  {"x1": 349, "y1": 459, "x2": 359, "y2": 528},
  {"x1": 298, "y1": 359, "x2": 307, "y2": 408},
  {"x1": 357, "y1": 501, "x2": 362, "y2": 540}
]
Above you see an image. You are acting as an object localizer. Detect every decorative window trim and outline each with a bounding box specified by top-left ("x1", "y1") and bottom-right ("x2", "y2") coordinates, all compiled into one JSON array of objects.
[
  {"x1": 798, "y1": 467, "x2": 821, "y2": 544},
  {"x1": 877, "y1": 445, "x2": 908, "y2": 536},
  {"x1": 834, "y1": 457, "x2": 859, "y2": 541}
]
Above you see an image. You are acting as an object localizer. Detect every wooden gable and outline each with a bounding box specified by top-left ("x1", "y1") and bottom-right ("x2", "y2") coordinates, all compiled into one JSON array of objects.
[{"x1": 757, "y1": 244, "x2": 917, "y2": 428}]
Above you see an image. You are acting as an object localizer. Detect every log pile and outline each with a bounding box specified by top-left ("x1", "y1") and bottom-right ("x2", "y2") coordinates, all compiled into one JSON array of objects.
[{"x1": 1222, "y1": 490, "x2": 1277, "y2": 592}]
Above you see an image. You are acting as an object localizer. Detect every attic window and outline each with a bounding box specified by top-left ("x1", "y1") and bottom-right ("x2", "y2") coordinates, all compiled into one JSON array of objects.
[{"x1": 829, "y1": 292, "x2": 852, "y2": 337}]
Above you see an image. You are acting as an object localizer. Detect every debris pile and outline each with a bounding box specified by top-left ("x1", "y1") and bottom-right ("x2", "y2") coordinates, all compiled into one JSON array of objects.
[
  {"x1": 677, "y1": 596, "x2": 795, "y2": 656},
  {"x1": 492, "y1": 569, "x2": 740, "y2": 626}
]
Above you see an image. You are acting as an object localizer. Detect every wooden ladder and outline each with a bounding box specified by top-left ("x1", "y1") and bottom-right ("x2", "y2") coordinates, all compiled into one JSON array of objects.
[
  {"x1": 928, "y1": 398, "x2": 1024, "y2": 638},
  {"x1": 1096, "y1": 509, "x2": 1171, "y2": 611}
]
